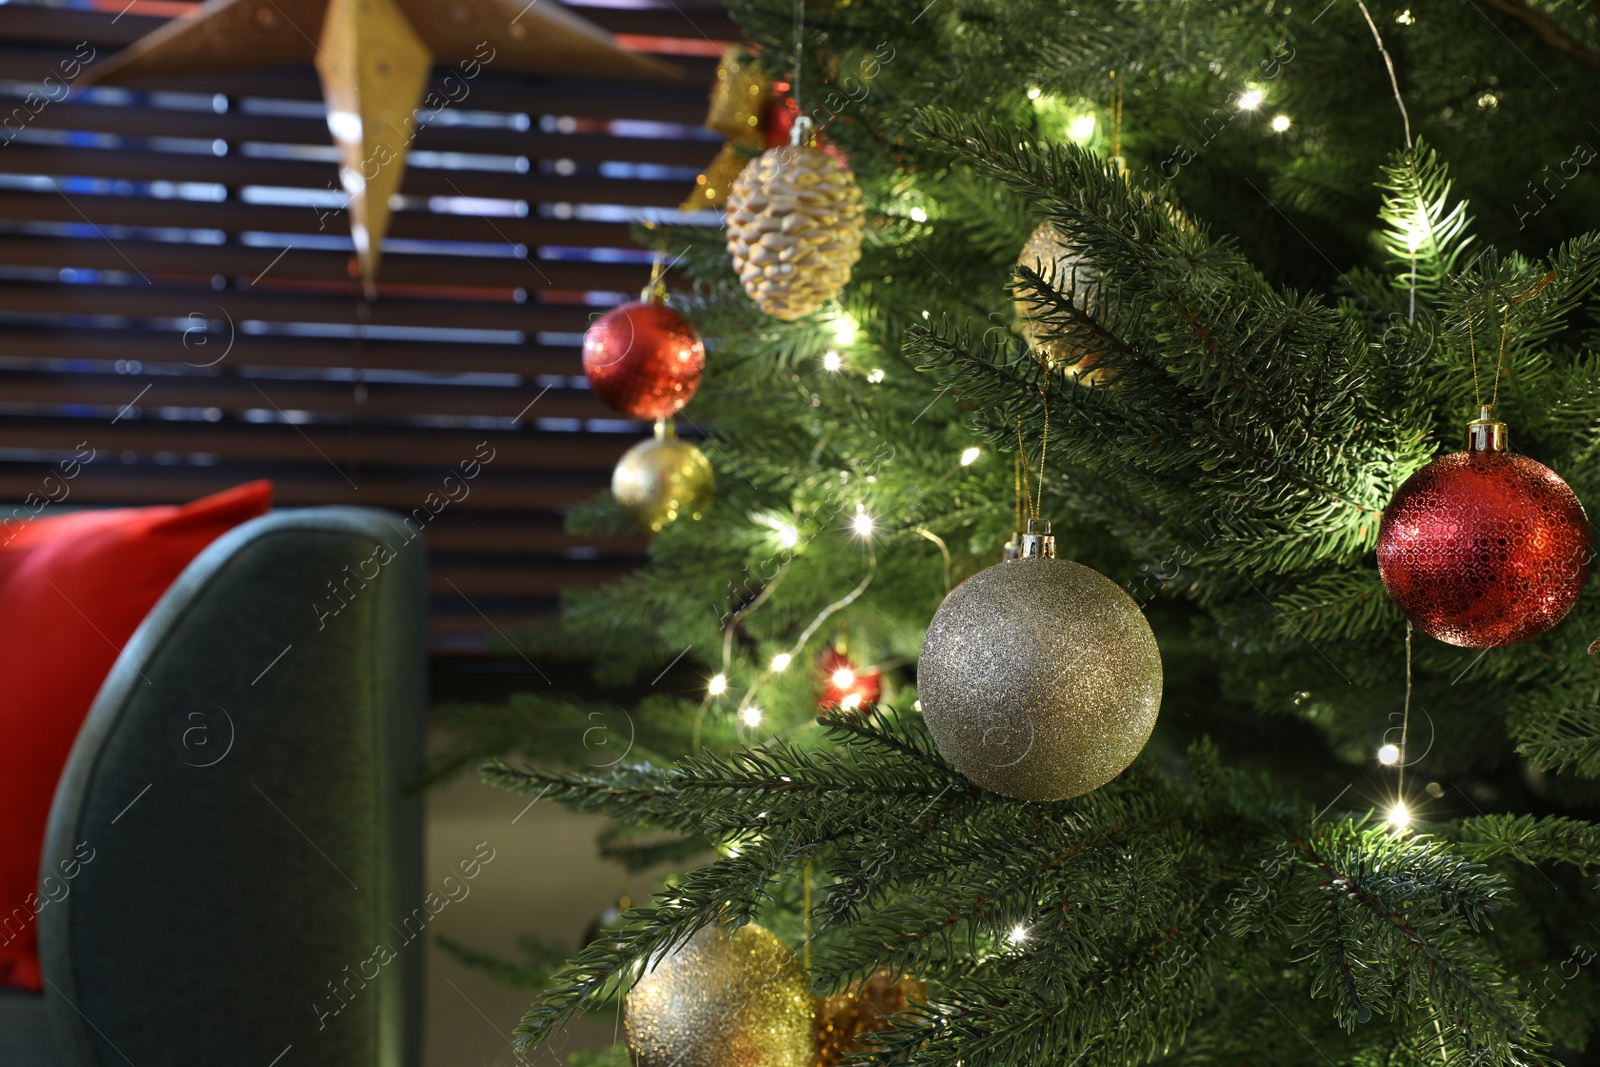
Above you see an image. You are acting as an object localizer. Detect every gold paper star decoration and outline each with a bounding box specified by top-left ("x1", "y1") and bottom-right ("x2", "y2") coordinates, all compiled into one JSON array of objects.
[{"x1": 84, "y1": 0, "x2": 678, "y2": 287}]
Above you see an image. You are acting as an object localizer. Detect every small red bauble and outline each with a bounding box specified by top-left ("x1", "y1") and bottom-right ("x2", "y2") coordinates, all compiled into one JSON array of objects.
[
  {"x1": 1377, "y1": 412, "x2": 1590, "y2": 648},
  {"x1": 582, "y1": 301, "x2": 705, "y2": 420}
]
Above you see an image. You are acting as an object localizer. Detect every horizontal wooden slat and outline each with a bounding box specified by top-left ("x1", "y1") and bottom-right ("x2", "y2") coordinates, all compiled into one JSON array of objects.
[
  {"x1": 0, "y1": 2, "x2": 738, "y2": 48},
  {"x1": 1, "y1": 145, "x2": 693, "y2": 209},
  {"x1": 0, "y1": 418, "x2": 645, "y2": 469},
  {"x1": 21, "y1": 102, "x2": 721, "y2": 167},
  {"x1": 0, "y1": 463, "x2": 610, "y2": 508},
  {"x1": 423, "y1": 514, "x2": 646, "y2": 554},
  {"x1": 0, "y1": 369, "x2": 604, "y2": 419},
  {"x1": 0, "y1": 281, "x2": 590, "y2": 332},
  {"x1": 0, "y1": 50, "x2": 714, "y2": 121},
  {"x1": 0, "y1": 327, "x2": 584, "y2": 376},
  {"x1": 429, "y1": 561, "x2": 631, "y2": 596},
  {"x1": 0, "y1": 190, "x2": 638, "y2": 246},
  {"x1": 0, "y1": 235, "x2": 664, "y2": 292}
]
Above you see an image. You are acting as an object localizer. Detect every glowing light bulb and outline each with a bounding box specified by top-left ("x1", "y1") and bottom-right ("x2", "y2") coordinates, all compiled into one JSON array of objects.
[
  {"x1": 778, "y1": 524, "x2": 799, "y2": 548},
  {"x1": 832, "y1": 667, "x2": 856, "y2": 689},
  {"x1": 960, "y1": 446, "x2": 981, "y2": 466},
  {"x1": 1378, "y1": 743, "x2": 1401, "y2": 765},
  {"x1": 707, "y1": 673, "x2": 727, "y2": 696},
  {"x1": 823, "y1": 351, "x2": 843, "y2": 372},
  {"x1": 832, "y1": 315, "x2": 857, "y2": 346},
  {"x1": 727, "y1": 845, "x2": 741, "y2": 857},
  {"x1": 910, "y1": 207, "x2": 928, "y2": 223},
  {"x1": 1270, "y1": 114, "x2": 1291, "y2": 132},
  {"x1": 1026, "y1": 86, "x2": 1042, "y2": 100},
  {"x1": 740, "y1": 706, "x2": 762, "y2": 727},
  {"x1": 770, "y1": 653, "x2": 792, "y2": 672},
  {"x1": 852, "y1": 511, "x2": 874, "y2": 538},
  {"x1": 1237, "y1": 89, "x2": 1264, "y2": 111},
  {"x1": 1388, "y1": 801, "x2": 1411, "y2": 830},
  {"x1": 1067, "y1": 114, "x2": 1097, "y2": 141},
  {"x1": 1403, "y1": 216, "x2": 1429, "y2": 253},
  {"x1": 1396, "y1": 8, "x2": 1414, "y2": 23},
  {"x1": 866, "y1": 368, "x2": 885, "y2": 384},
  {"x1": 1008, "y1": 925, "x2": 1029, "y2": 944},
  {"x1": 840, "y1": 693, "x2": 862, "y2": 710}
]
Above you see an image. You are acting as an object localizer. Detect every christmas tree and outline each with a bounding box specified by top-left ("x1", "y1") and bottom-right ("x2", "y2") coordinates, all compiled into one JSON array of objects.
[{"x1": 440, "y1": 1, "x2": 1600, "y2": 1063}]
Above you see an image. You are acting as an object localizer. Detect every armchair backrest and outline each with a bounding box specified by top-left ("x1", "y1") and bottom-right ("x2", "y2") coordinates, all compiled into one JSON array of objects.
[{"x1": 37, "y1": 508, "x2": 426, "y2": 1067}]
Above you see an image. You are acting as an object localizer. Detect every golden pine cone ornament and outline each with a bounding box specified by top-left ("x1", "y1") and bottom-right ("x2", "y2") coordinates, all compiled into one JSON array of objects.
[
  {"x1": 725, "y1": 144, "x2": 865, "y2": 320},
  {"x1": 1014, "y1": 220, "x2": 1116, "y2": 384}
]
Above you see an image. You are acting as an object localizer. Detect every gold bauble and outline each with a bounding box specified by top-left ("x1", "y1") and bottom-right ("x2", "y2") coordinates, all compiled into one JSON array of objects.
[
  {"x1": 624, "y1": 924, "x2": 814, "y2": 1067},
  {"x1": 612, "y1": 427, "x2": 714, "y2": 532},
  {"x1": 814, "y1": 970, "x2": 926, "y2": 1067},
  {"x1": 726, "y1": 144, "x2": 865, "y2": 320},
  {"x1": 917, "y1": 555, "x2": 1162, "y2": 801},
  {"x1": 1014, "y1": 220, "x2": 1116, "y2": 384}
]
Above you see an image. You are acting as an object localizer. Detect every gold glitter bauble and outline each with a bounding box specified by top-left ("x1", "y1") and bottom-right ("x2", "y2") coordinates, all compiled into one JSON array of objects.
[
  {"x1": 612, "y1": 430, "x2": 714, "y2": 532},
  {"x1": 814, "y1": 970, "x2": 926, "y2": 1067},
  {"x1": 918, "y1": 556, "x2": 1162, "y2": 801},
  {"x1": 726, "y1": 145, "x2": 865, "y2": 320},
  {"x1": 624, "y1": 924, "x2": 814, "y2": 1067},
  {"x1": 1014, "y1": 220, "x2": 1116, "y2": 384}
]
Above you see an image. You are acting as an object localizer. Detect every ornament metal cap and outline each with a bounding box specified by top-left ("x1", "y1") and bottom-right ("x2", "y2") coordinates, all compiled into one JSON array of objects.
[
  {"x1": 1014, "y1": 518, "x2": 1056, "y2": 560},
  {"x1": 1466, "y1": 404, "x2": 1508, "y2": 453},
  {"x1": 653, "y1": 418, "x2": 675, "y2": 441}
]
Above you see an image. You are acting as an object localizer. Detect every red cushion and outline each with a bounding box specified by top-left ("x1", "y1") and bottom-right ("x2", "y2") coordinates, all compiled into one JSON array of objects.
[{"x1": 0, "y1": 482, "x2": 272, "y2": 991}]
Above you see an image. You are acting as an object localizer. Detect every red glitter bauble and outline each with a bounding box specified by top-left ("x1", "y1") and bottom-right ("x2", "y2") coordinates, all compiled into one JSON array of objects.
[
  {"x1": 582, "y1": 301, "x2": 705, "y2": 419},
  {"x1": 1377, "y1": 448, "x2": 1590, "y2": 648}
]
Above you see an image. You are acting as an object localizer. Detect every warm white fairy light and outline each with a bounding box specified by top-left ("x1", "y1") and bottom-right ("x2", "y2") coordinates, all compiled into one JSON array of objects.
[
  {"x1": 866, "y1": 368, "x2": 886, "y2": 384},
  {"x1": 770, "y1": 653, "x2": 792, "y2": 672},
  {"x1": 832, "y1": 314, "x2": 857, "y2": 346},
  {"x1": 1026, "y1": 86, "x2": 1042, "y2": 100},
  {"x1": 1388, "y1": 801, "x2": 1411, "y2": 830},
  {"x1": 832, "y1": 666, "x2": 856, "y2": 689},
  {"x1": 852, "y1": 510, "x2": 875, "y2": 538},
  {"x1": 1396, "y1": 8, "x2": 1414, "y2": 23},
  {"x1": 1270, "y1": 114, "x2": 1291, "y2": 132},
  {"x1": 840, "y1": 693, "x2": 862, "y2": 710},
  {"x1": 1067, "y1": 114, "x2": 1096, "y2": 141},
  {"x1": 909, "y1": 206, "x2": 928, "y2": 223},
  {"x1": 1237, "y1": 88, "x2": 1264, "y2": 111},
  {"x1": 960, "y1": 446, "x2": 981, "y2": 466},
  {"x1": 740, "y1": 706, "x2": 763, "y2": 727},
  {"x1": 1378, "y1": 743, "x2": 1401, "y2": 765},
  {"x1": 707, "y1": 673, "x2": 727, "y2": 696},
  {"x1": 1008, "y1": 925, "x2": 1029, "y2": 944},
  {"x1": 823, "y1": 351, "x2": 844, "y2": 372},
  {"x1": 1403, "y1": 214, "x2": 1429, "y2": 253},
  {"x1": 778, "y1": 524, "x2": 799, "y2": 548}
]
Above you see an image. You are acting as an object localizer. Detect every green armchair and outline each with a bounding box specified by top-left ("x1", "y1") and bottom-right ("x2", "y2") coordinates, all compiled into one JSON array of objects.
[{"x1": 0, "y1": 508, "x2": 426, "y2": 1067}]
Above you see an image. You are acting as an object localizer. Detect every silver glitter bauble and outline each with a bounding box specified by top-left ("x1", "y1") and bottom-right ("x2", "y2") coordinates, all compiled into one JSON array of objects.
[
  {"x1": 918, "y1": 554, "x2": 1162, "y2": 801},
  {"x1": 624, "y1": 923, "x2": 814, "y2": 1067}
]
